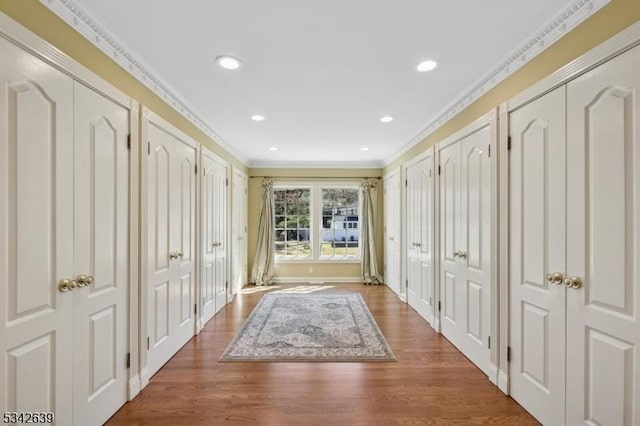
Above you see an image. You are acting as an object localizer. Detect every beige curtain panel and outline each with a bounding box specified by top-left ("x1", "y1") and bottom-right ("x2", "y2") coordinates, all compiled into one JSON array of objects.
[
  {"x1": 251, "y1": 179, "x2": 275, "y2": 286},
  {"x1": 361, "y1": 179, "x2": 383, "y2": 285}
]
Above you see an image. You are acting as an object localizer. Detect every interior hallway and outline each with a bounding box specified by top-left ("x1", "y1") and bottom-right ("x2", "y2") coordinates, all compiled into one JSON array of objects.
[{"x1": 107, "y1": 284, "x2": 537, "y2": 425}]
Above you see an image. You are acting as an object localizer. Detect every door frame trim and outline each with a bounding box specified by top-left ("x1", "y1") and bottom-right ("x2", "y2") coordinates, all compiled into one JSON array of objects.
[
  {"x1": 435, "y1": 109, "x2": 498, "y2": 382},
  {"x1": 497, "y1": 19, "x2": 640, "y2": 396},
  {"x1": 404, "y1": 147, "x2": 437, "y2": 329},
  {"x1": 0, "y1": 11, "x2": 141, "y2": 402},
  {"x1": 383, "y1": 167, "x2": 403, "y2": 300},
  {"x1": 139, "y1": 107, "x2": 198, "y2": 387}
]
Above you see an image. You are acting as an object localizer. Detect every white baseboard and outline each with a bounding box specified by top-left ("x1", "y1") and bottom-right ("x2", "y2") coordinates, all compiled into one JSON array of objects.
[
  {"x1": 487, "y1": 363, "x2": 499, "y2": 386},
  {"x1": 498, "y1": 369, "x2": 509, "y2": 395},
  {"x1": 433, "y1": 318, "x2": 440, "y2": 334},
  {"x1": 140, "y1": 367, "x2": 150, "y2": 390},
  {"x1": 128, "y1": 375, "x2": 141, "y2": 401},
  {"x1": 272, "y1": 276, "x2": 362, "y2": 284}
]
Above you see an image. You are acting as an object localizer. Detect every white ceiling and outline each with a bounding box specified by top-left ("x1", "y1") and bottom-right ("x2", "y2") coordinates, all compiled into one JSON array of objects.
[{"x1": 73, "y1": 0, "x2": 576, "y2": 167}]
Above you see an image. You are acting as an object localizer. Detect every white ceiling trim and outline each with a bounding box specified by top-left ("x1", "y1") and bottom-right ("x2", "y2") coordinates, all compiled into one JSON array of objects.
[
  {"x1": 384, "y1": 0, "x2": 611, "y2": 166},
  {"x1": 39, "y1": 0, "x2": 610, "y2": 169},
  {"x1": 39, "y1": 0, "x2": 248, "y2": 164},
  {"x1": 248, "y1": 159, "x2": 385, "y2": 169}
]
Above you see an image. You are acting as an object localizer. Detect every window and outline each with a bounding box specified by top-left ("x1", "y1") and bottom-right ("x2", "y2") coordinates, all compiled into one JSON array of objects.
[
  {"x1": 320, "y1": 188, "x2": 360, "y2": 259},
  {"x1": 273, "y1": 184, "x2": 361, "y2": 262},
  {"x1": 274, "y1": 188, "x2": 311, "y2": 259}
]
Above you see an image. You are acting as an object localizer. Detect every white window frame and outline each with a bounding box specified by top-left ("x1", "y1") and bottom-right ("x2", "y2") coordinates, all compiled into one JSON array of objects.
[{"x1": 274, "y1": 182, "x2": 362, "y2": 263}]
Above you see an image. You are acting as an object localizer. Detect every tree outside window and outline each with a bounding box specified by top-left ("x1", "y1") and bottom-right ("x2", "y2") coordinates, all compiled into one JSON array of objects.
[{"x1": 274, "y1": 188, "x2": 311, "y2": 259}]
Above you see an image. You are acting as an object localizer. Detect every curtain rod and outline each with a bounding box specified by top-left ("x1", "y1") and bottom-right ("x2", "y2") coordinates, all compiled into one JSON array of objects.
[{"x1": 249, "y1": 176, "x2": 381, "y2": 179}]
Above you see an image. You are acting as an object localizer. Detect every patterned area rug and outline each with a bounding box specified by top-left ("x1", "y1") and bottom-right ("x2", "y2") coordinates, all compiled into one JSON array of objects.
[{"x1": 219, "y1": 293, "x2": 396, "y2": 362}]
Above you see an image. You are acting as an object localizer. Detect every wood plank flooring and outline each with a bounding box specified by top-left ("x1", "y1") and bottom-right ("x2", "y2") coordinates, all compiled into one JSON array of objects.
[{"x1": 108, "y1": 284, "x2": 538, "y2": 425}]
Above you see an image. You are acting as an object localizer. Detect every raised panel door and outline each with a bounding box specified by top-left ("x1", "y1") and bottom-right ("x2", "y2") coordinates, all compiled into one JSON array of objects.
[
  {"x1": 172, "y1": 145, "x2": 196, "y2": 346},
  {"x1": 231, "y1": 168, "x2": 247, "y2": 296},
  {"x1": 200, "y1": 154, "x2": 217, "y2": 324},
  {"x1": 406, "y1": 151, "x2": 434, "y2": 324},
  {"x1": 72, "y1": 82, "x2": 129, "y2": 425},
  {"x1": 146, "y1": 123, "x2": 196, "y2": 376},
  {"x1": 509, "y1": 86, "x2": 566, "y2": 426},
  {"x1": 566, "y1": 44, "x2": 640, "y2": 426},
  {"x1": 0, "y1": 39, "x2": 74, "y2": 424},
  {"x1": 384, "y1": 170, "x2": 402, "y2": 297},
  {"x1": 459, "y1": 125, "x2": 492, "y2": 374},
  {"x1": 439, "y1": 142, "x2": 462, "y2": 345},
  {"x1": 212, "y1": 159, "x2": 228, "y2": 314},
  {"x1": 146, "y1": 123, "x2": 174, "y2": 376}
]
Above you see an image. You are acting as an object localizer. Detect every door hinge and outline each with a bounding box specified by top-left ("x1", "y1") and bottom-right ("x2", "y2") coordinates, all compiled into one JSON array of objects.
[
  {"x1": 405, "y1": 179, "x2": 407, "y2": 187},
  {"x1": 488, "y1": 336, "x2": 491, "y2": 349},
  {"x1": 488, "y1": 144, "x2": 491, "y2": 158},
  {"x1": 195, "y1": 164, "x2": 198, "y2": 175},
  {"x1": 438, "y1": 301, "x2": 441, "y2": 312},
  {"x1": 438, "y1": 165, "x2": 441, "y2": 175},
  {"x1": 126, "y1": 352, "x2": 131, "y2": 369},
  {"x1": 127, "y1": 134, "x2": 131, "y2": 150},
  {"x1": 507, "y1": 136, "x2": 512, "y2": 151},
  {"x1": 147, "y1": 337, "x2": 150, "y2": 350},
  {"x1": 226, "y1": 178, "x2": 229, "y2": 187},
  {"x1": 147, "y1": 141, "x2": 151, "y2": 155},
  {"x1": 507, "y1": 346, "x2": 512, "y2": 362},
  {"x1": 194, "y1": 303, "x2": 197, "y2": 315},
  {"x1": 225, "y1": 281, "x2": 229, "y2": 290}
]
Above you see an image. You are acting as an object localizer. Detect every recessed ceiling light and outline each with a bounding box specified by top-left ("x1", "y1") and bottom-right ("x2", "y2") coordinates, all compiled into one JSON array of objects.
[
  {"x1": 216, "y1": 56, "x2": 242, "y2": 70},
  {"x1": 416, "y1": 60, "x2": 438, "y2": 72},
  {"x1": 269, "y1": 147, "x2": 278, "y2": 151},
  {"x1": 251, "y1": 115, "x2": 266, "y2": 121},
  {"x1": 360, "y1": 147, "x2": 369, "y2": 152},
  {"x1": 380, "y1": 116, "x2": 394, "y2": 123}
]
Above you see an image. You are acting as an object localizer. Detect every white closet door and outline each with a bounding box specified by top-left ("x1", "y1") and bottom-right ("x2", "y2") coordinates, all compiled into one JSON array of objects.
[
  {"x1": 200, "y1": 149, "x2": 228, "y2": 323},
  {"x1": 0, "y1": 40, "x2": 74, "y2": 424},
  {"x1": 200, "y1": 153, "x2": 217, "y2": 324},
  {"x1": 384, "y1": 170, "x2": 402, "y2": 297},
  {"x1": 439, "y1": 141, "x2": 462, "y2": 344},
  {"x1": 72, "y1": 82, "x2": 129, "y2": 425},
  {"x1": 231, "y1": 167, "x2": 247, "y2": 296},
  {"x1": 213, "y1": 159, "x2": 228, "y2": 314},
  {"x1": 566, "y1": 45, "x2": 640, "y2": 426},
  {"x1": 509, "y1": 86, "x2": 566, "y2": 426},
  {"x1": 172, "y1": 141, "x2": 196, "y2": 345},
  {"x1": 146, "y1": 122, "x2": 196, "y2": 376},
  {"x1": 458, "y1": 126, "x2": 492, "y2": 373},
  {"x1": 406, "y1": 150, "x2": 435, "y2": 325}
]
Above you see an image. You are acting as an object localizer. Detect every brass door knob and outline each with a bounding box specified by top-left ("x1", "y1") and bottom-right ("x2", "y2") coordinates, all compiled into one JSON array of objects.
[
  {"x1": 169, "y1": 252, "x2": 179, "y2": 260},
  {"x1": 563, "y1": 276, "x2": 583, "y2": 289},
  {"x1": 458, "y1": 250, "x2": 467, "y2": 259},
  {"x1": 177, "y1": 251, "x2": 184, "y2": 258},
  {"x1": 58, "y1": 279, "x2": 77, "y2": 292},
  {"x1": 545, "y1": 272, "x2": 564, "y2": 285},
  {"x1": 76, "y1": 274, "x2": 94, "y2": 287}
]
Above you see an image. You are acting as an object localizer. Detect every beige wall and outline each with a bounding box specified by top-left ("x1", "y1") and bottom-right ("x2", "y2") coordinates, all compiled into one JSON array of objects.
[
  {"x1": 248, "y1": 169, "x2": 384, "y2": 280},
  {"x1": 4, "y1": 0, "x2": 639, "y2": 284},
  {"x1": 384, "y1": 0, "x2": 640, "y2": 172},
  {"x1": 0, "y1": 0, "x2": 247, "y2": 171}
]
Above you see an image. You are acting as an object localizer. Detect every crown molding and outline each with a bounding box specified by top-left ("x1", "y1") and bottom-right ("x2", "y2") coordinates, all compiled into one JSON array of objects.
[
  {"x1": 247, "y1": 159, "x2": 385, "y2": 169},
  {"x1": 39, "y1": 0, "x2": 248, "y2": 165},
  {"x1": 384, "y1": 0, "x2": 611, "y2": 166},
  {"x1": 39, "y1": 0, "x2": 609, "y2": 169}
]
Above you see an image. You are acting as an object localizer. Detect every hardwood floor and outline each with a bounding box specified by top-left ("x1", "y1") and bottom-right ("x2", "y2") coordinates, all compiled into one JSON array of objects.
[{"x1": 108, "y1": 284, "x2": 538, "y2": 425}]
